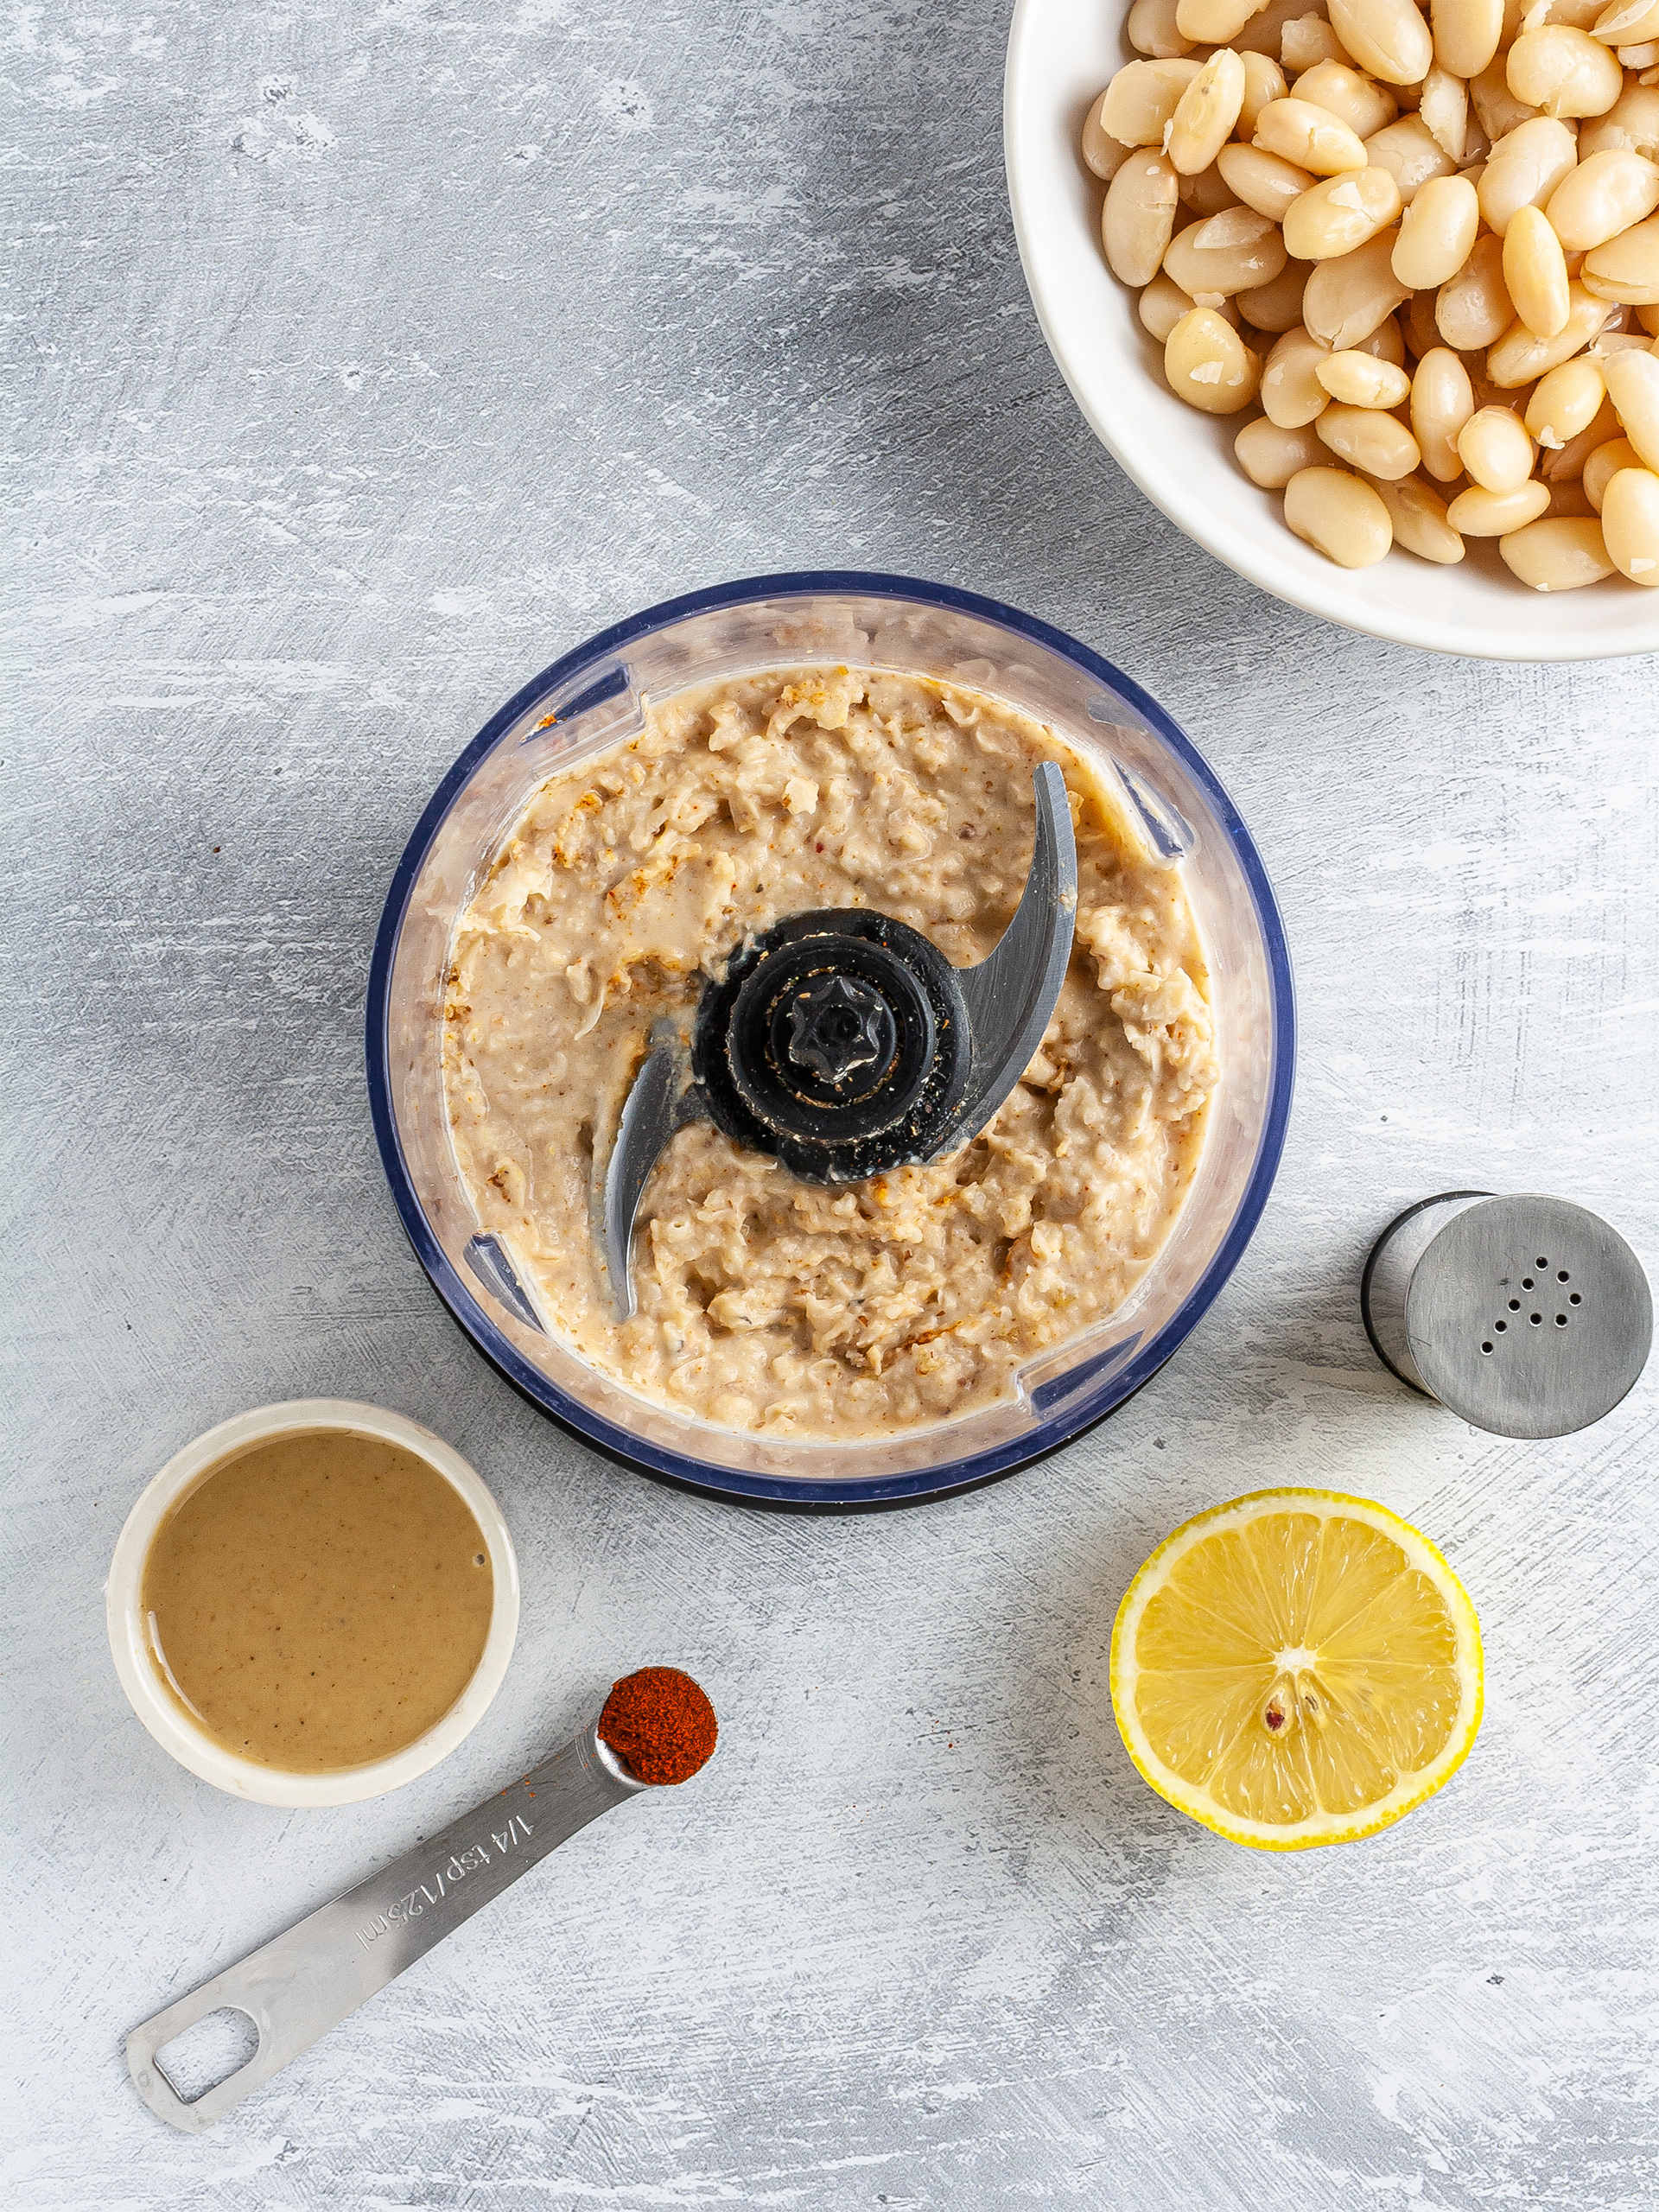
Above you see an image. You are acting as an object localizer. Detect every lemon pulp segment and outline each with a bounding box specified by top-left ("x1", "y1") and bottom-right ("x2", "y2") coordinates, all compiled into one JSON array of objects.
[{"x1": 1110, "y1": 1490, "x2": 1482, "y2": 1850}]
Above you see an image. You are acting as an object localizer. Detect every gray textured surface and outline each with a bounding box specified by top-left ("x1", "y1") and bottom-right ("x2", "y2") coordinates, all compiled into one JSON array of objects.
[{"x1": 4, "y1": 0, "x2": 1658, "y2": 2205}]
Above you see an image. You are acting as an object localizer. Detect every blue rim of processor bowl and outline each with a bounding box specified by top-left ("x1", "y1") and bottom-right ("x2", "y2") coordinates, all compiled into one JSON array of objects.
[{"x1": 365, "y1": 572, "x2": 1295, "y2": 1511}]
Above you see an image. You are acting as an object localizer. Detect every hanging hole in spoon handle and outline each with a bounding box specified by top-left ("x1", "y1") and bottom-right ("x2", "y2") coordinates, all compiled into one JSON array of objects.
[{"x1": 125, "y1": 1679, "x2": 715, "y2": 2134}]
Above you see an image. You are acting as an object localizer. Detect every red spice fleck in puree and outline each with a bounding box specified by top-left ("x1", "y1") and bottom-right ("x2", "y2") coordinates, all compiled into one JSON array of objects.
[{"x1": 599, "y1": 1667, "x2": 718, "y2": 1784}]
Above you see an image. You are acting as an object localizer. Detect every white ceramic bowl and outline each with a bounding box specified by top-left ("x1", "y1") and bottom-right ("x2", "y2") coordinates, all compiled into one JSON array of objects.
[
  {"x1": 106, "y1": 1399, "x2": 520, "y2": 1807},
  {"x1": 1002, "y1": 0, "x2": 1659, "y2": 661}
]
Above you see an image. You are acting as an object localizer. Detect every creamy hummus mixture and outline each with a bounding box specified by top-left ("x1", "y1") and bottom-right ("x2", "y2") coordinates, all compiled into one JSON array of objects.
[{"x1": 444, "y1": 668, "x2": 1219, "y2": 1437}]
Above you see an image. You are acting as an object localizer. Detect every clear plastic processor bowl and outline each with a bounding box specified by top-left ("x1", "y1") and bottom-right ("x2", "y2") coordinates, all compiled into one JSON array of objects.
[{"x1": 366, "y1": 574, "x2": 1294, "y2": 1509}]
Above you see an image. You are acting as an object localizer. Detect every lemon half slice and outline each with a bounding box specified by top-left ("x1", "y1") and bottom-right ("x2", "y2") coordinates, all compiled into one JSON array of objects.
[{"x1": 1111, "y1": 1489, "x2": 1483, "y2": 1851}]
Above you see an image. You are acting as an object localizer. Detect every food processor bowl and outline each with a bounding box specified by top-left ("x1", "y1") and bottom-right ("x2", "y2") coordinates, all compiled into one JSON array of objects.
[{"x1": 366, "y1": 574, "x2": 1294, "y2": 1508}]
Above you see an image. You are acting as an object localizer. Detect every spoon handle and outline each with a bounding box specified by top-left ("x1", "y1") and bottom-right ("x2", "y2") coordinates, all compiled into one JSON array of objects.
[{"x1": 126, "y1": 1722, "x2": 645, "y2": 2133}]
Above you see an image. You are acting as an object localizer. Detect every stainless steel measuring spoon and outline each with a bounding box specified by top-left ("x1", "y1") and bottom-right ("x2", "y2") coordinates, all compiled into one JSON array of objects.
[{"x1": 127, "y1": 1719, "x2": 662, "y2": 2133}]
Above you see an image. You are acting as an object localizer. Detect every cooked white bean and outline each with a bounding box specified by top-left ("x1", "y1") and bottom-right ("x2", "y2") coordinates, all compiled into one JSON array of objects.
[
  {"x1": 1599, "y1": 460, "x2": 1659, "y2": 570},
  {"x1": 1539, "y1": 3, "x2": 1604, "y2": 35},
  {"x1": 1583, "y1": 211, "x2": 1659, "y2": 298},
  {"x1": 1254, "y1": 95, "x2": 1371, "y2": 172},
  {"x1": 1368, "y1": 470, "x2": 1470, "y2": 556},
  {"x1": 1487, "y1": 280, "x2": 1616, "y2": 379},
  {"x1": 1437, "y1": 233, "x2": 1517, "y2": 345},
  {"x1": 1166, "y1": 205, "x2": 1291, "y2": 293},
  {"x1": 1283, "y1": 463, "x2": 1395, "y2": 557},
  {"x1": 1526, "y1": 354, "x2": 1610, "y2": 442},
  {"x1": 1177, "y1": 0, "x2": 1274, "y2": 37},
  {"x1": 1504, "y1": 202, "x2": 1573, "y2": 333},
  {"x1": 1218, "y1": 141, "x2": 1320, "y2": 216},
  {"x1": 1328, "y1": 0, "x2": 1435, "y2": 82},
  {"x1": 1142, "y1": 270, "x2": 1242, "y2": 336},
  {"x1": 1364, "y1": 116, "x2": 1459, "y2": 200},
  {"x1": 1542, "y1": 390, "x2": 1622, "y2": 472},
  {"x1": 1507, "y1": 27, "x2": 1626, "y2": 114},
  {"x1": 1577, "y1": 82, "x2": 1659, "y2": 158},
  {"x1": 1104, "y1": 154, "x2": 1184, "y2": 285},
  {"x1": 1544, "y1": 148, "x2": 1659, "y2": 246},
  {"x1": 1420, "y1": 66, "x2": 1472, "y2": 162},
  {"x1": 1141, "y1": 273, "x2": 1194, "y2": 340},
  {"x1": 1165, "y1": 306, "x2": 1265, "y2": 409},
  {"x1": 1459, "y1": 401, "x2": 1540, "y2": 483},
  {"x1": 1471, "y1": 57, "x2": 1544, "y2": 145},
  {"x1": 1282, "y1": 13, "x2": 1351, "y2": 68},
  {"x1": 1170, "y1": 51, "x2": 1250, "y2": 173},
  {"x1": 1479, "y1": 118, "x2": 1580, "y2": 232},
  {"x1": 1103, "y1": 59, "x2": 1205, "y2": 148},
  {"x1": 1604, "y1": 340, "x2": 1659, "y2": 459},
  {"x1": 1128, "y1": 0, "x2": 1197, "y2": 57},
  {"x1": 1503, "y1": 515, "x2": 1618, "y2": 583},
  {"x1": 1240, "y1": 53, "x2": 1292, "y2": 135},
  {"x1": 1084, "y1": 94, "x2": 1136, "y2": 181},
  {"x1": 1237, "y1": 256, "x2": 1315, "y2": 327},
  {"x1": 1357, "y1": 311, "x2": 1407, "y2": 363},
  {"x1": 1179, "y1": 162, "x2": 1246, "y2": 213},
  {"x1": 1235, "y1": 415, "x2": 1329, "y2": 480},
  {"x1": 1316, "y1": 399, "x2": 1424, "y2": 473},
  {"x1": 1229, "y1": 0, "x2": 1327, "y2": 50},
  {"x1": 1316, "y1": 347, "x2": 1414, "y2": 401},
  {"x1": 1413, "y1": 346, "x2": 1478, "y2": 474},
  {"x1": 1583, "y1": 430, "x2": 1643, "y2": 497},
  {"x1": 1293, "y1": 60, "x2": 1401, "y2": 138},
  {"x1": 1304, "y1": 229, "x2": 1414, "y2": 343},
  {"x1": 1433, "y1": 0, "x2": 1504, "y2": 77},
  {"x1": 1262, "y1": 321, "x2": 1336, "y2": 421},
  {"x1": 1393, "y1": 174, "x2": 1483, "y2": 283},
  {"x1": 1283, "y1": 165, "x2": 1405, "y2": 256},
  {"x1": 1447, "y1": 478, "x2": 1556, "y2": 526},
  {"x1": 1498, "y1": 513, "x2": 1618, "y2": 578},
  {"x1": 1592, "y1": 0, "x2": 1659, "y2": 42}
]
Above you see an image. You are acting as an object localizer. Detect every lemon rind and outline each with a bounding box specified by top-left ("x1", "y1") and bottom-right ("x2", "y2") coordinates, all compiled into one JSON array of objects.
[{"x1": 1109, "y1": 1487, "x2": 1484, "y2": 1853}]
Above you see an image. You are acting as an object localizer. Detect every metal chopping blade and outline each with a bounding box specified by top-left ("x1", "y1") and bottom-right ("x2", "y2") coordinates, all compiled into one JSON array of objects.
[{"x1": 598, "y1": 762, "x2": 1079, "y2": 1321}]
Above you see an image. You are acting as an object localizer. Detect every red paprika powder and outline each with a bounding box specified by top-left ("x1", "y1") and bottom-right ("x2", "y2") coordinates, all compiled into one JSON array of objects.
[{"x1": 599, "y1": 1666, "x2": 717, "y2": 1785}]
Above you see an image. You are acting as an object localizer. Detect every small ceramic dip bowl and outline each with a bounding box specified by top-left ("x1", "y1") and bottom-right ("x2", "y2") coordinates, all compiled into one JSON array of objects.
[{"x1": 105, "y1": 1398, "x2": 520, "y2": 1807}]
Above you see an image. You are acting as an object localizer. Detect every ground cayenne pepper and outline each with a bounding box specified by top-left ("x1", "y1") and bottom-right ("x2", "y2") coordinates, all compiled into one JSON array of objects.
[{"x1": 598, "y1": 1666, "x2": 717, "y2": 1785}]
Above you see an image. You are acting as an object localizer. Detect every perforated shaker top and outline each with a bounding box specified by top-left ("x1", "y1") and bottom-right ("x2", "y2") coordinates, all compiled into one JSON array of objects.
[{"x1": 1405, "y1": 1194, "x2": 1652, "y2": 1441}]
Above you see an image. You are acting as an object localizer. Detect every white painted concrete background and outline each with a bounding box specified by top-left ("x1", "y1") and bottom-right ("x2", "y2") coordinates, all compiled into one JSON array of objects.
[{"x1": 5, "y1": 0, "x2": 1658, "y2": 2203}]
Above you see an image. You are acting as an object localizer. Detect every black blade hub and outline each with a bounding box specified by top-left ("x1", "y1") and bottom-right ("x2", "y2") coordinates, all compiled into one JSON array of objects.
[{"x1": 695, "y1": 909, "x2": 971, "y2": 1182}]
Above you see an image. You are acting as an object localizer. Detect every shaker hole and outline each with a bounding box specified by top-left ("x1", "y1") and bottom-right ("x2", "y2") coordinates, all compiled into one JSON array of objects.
[
  {"x1": 1569, "y1": 1293, "x2": 1581, "y2": 1305},
  {"x1": 1555, "y1": 1314, "x2": 1567, "y2": 1326},
  {"x1": 1495, "y1": 1319, "x2": 1507, "y2": 1332},
  {"x1": 1481, "y1": 1341, "x2": 1493, "y2": 1354},
  {"x1": 1557, "y1": 1269, "x2": 1570, "y2": 1281},
  {"x1": 1535, "y1": 1256, "x2": 1548, "y2": 1268},
  {"x1": 1529, "y1": 1313, "x2": 1542, "y2": 1325},
  {"x1": 1508, "y1": 1300, "x2": 1521, "y2": 1311},
  {"x1": 1522, "y1": 1276, "x2": 1535, "y2": 1289}
]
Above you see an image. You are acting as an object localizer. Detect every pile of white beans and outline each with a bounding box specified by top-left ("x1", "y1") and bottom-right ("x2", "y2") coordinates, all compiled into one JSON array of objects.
[{"x1": 1083, "y1": 0, "x2": 1659, "y2": 588}]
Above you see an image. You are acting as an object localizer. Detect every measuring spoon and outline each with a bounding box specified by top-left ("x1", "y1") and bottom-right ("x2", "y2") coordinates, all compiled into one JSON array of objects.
[{"x1": 127, "y1": 1719, "x2": 652, "y2": 2133}]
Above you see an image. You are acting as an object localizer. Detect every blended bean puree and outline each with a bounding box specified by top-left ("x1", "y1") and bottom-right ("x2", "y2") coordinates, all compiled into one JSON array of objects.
[
  {"x1": 143, "y1": 1433, "x2": 493, "y2": 1771},
  {"x1": 445, "y1": 667, "x2": 1219, "y2": 1436}
]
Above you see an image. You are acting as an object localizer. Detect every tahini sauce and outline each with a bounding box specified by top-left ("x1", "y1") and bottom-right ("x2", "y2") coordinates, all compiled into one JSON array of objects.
[{"x1": 141, "y1": 1432, "x2": 494, "y2": 1772}]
